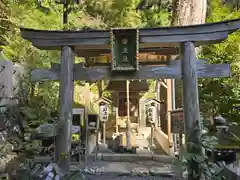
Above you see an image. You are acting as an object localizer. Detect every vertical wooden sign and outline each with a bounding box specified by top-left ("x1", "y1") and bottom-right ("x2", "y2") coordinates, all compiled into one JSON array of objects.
[
  {"x1": 170, "y1": 108, "x2": 184, "y2": 133},
  {"x1": 110, "y1": 28, "x2": 139, "y2": 71}
]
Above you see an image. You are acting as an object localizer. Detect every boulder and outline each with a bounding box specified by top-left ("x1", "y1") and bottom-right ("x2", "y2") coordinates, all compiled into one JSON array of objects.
[{"x1": 223, "y1": 160, "x2": 240, "y2": 180}]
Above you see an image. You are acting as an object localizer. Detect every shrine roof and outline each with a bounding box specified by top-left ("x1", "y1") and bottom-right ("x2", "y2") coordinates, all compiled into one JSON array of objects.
[
  {"x1": 20, "y1": 19, "x2": 240, "y2": 65},
  {"x1": 93, "y1": 97, "x2": 112, "y2": 105}
]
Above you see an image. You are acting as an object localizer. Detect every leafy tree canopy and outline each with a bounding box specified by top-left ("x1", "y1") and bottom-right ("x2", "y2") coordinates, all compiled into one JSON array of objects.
[
  {"x1": 0, "y1": 0, "x2": 171, "y2": 118},
  {"x1": 199, "y1": 0, "x2": 240, "y2": 121}
]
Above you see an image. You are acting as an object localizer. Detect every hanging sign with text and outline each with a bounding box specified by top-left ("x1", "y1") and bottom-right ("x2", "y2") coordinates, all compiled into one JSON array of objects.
[
  {"x1": 99, "y1": 104, "x2": 109, "y2": 122},
  {"x1": 147, "y1": 105, "x2": 157, "y2": 124},
  {"x1": 110, "y1": 28, "x2": 139, "y2": 72}
]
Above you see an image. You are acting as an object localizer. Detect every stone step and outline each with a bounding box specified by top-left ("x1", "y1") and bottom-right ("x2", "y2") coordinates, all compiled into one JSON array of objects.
[
  {"x1": 88, "y1": 153, "x2": 176, "y2": 163},
  {"x1": 136, "y1": 149, "x2": 152, "y2": 154},
  {"x1": 82, "y1": 167, "x2": 176, "y2": 177},
  {"x1": 70, "y1": 162, "x2": 179, "y2": 178},
  {"x1": 84, "y1": 175, "x2": 181, "y2": 180}
]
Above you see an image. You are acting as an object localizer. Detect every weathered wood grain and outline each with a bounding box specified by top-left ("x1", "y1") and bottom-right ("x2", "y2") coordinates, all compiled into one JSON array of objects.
[
  {"x1": 26, "y1": 31, "x2": 228, "y2": 50},
  {"x1": 141, "y1": 31, "x2": 228, "y2": 45},
  {"x1": 31, "y1": 60, "x2": 231, "y2": 81},
  {"x1": 20, "y1": 18, "x2": 240, "y2": 39},
  {"x1": 140, "y1": 18, "x2": 240, "y2": 36},
  {"x1": 20, "y1": 18, "x2": 240, "y2": 49},
  {"x1": 32, "y1": 69, "x2": 59, "y2": 81},
  {"x1": 55, "y1": 46, "x2": 74, "y2": 173},
  {"x1": 29, "y1": 31, "x2": 228, "y2": 49},
  {"x1": 180, "y1": 42, "x2": 201, "y2": 154}
]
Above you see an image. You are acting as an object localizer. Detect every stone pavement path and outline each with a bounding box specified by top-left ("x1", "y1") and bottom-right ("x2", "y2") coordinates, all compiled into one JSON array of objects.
[
  {"x1": 71, "y1": 160, "x2": 183, "y2": 179},
  {"x1": 85, "y1": 174, "x2": 183, "y2": 180}
]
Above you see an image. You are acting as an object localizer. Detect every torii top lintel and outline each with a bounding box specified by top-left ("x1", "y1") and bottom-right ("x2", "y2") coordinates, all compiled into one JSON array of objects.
[{"x1": 20, "y1": 19, "x2": 240, "y2": 57}]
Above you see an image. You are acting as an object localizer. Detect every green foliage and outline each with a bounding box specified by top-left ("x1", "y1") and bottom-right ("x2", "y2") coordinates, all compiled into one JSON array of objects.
[
  {"x1": 15, "y1": 75, "x2": 59, "y2": 131},
  {"x1": 176, "y1": 120, "x2": 226, "y2": 180},
  {"x1": 140, "y1": 7, "x2": 170, "y2": 27},
  {"x1": 0, "y1": 0, "x2": 12, "y2": 45},
  {"x1": 62, "y1": 171, "x2": 87, "y2": 180},
  {"x1": 143, "y1": 80, "x2": 156, "y2": 99},
  {"x1": 136, "y1": 0, "x2": 172, "y2": 11},
  {"x1": 82, "y1": 0, "x2": 142, "y2": 28},
  {"x1": 0, "y1": 0, "x2": 61, "y2": 67},
  {"x1": 0, "y1": 0, "x2": 171, "y2": 117},
  {"x1": 0, "y1": 72, "x2": 60, "y2": 158},
  {"x1": 199, "y1": 0, "x2": 240, "y2": 121}
]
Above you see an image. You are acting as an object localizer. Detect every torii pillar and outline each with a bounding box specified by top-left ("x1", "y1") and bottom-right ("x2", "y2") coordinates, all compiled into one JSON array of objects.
[
  {"x1": 55, "y1": 46, "x2": 74, "y2": 173},
  {"x1": 181, "y1": 42, "x2": 202, "y2": 178}
]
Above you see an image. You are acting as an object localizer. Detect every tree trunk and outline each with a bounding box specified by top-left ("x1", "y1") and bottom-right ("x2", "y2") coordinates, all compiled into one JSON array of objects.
[
  {"x1": 169, "y1": 0, "x2": 207, "y2": 154},
  {"x1": 171, "y1": 0, "x2": 207, "y2": 26},
  {"x1": 171, "y1": 0, "x2": 207, "y2": 109}
]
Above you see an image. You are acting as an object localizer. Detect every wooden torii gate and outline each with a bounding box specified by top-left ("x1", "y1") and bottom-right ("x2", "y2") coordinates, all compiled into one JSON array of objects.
[{"x1": 20, "y1": 19, "x2": 240, "y2": 173}]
